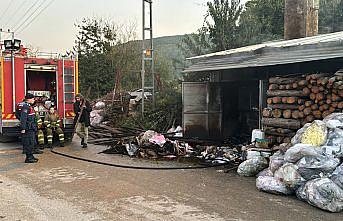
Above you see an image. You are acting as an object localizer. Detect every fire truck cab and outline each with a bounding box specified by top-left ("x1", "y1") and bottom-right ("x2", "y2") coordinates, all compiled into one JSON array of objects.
[{"x1": 0, "y1": 51, "x2": 78, "y2": 141}]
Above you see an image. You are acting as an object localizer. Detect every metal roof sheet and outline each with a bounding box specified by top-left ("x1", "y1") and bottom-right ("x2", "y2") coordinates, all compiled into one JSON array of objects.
[{"x1": 184, "y1": 31, "x2": 343, "y2": 73}]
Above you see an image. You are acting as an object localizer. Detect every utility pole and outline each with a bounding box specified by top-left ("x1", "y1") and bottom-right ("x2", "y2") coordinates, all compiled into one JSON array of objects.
[
  {"x1": 284, "y1": 0, "x2": 320, "y2": 40},
  {"x1": 141, "y1": 0, "x2": 155, "y2": 115}
]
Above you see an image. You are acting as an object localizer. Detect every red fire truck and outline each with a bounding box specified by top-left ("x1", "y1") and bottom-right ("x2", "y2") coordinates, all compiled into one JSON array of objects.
[{"x1": 0, "y1": 50, "x2": 78, "y2": 141}]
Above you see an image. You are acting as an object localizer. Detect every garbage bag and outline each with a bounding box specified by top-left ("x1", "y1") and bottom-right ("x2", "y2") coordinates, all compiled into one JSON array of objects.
[
  {"x1": 323, "y1": 113, "x2": 343, "y2": 124},
  {"x1": 138, "y1": 130, "x2": 158, "y2": 145},
  {"x1": 237, "y1": 156, "x2": 268, "y2": 177},
  {"x1": 256, "y1": 176, "x2": 293, "y2": 195},
  {"x1": 291, "y1": 123, "x2": 311, "y2": 145},
  {"x1": 321, "y1": 146, "x2": 343, "y2": 157},
  {"x1": 326, "y1": 120, "x2": 343, "y2": 129},
  {"x1": 269, "y1": 151, "x2": 285, "y2": 173},
  {"x1": 247, "y1": 150, "x2": 261, "y2": 160},
  {"x1": 301, "y1": 120, "x2": 328, "y2": 146},
  {"x1": 295, "y1": 178, "x2": 343, "y2": 213},
  {"x1": 296, "y1": 156, "x2": 341, "y2": 180},
  {"x1": 256, "y1": 168, "x2": 273, "y2": 177},
  {"x1": 149, "y1": 134, "x2": 166, "y2": 147},
  {"x1": 331, "y1": 164, "x2": 343, "y2": 189},
  {"x1": 125, "y1": 143, "x2": 139, "y2": 156},
  {"x1": 325, "y1": 128, "x2": 343, "y2": 147},
  {"x1": 284, "y1": 144, "x2": 321, "y2": 163},
  {"x1": 274, "y1": 163, "x2": 305, "y2": 189},
  {"x1": 94, "y1": 101, "x2": 106, "y2": 110},
  {"x1": 295, "y1": 184, "x2": 307, "y2": 202}
]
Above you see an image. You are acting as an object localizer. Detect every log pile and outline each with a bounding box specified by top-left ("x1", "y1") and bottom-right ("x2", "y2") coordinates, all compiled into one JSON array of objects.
[{"x1": 263, "y1": 71, "x2": 343, "y2": 144}]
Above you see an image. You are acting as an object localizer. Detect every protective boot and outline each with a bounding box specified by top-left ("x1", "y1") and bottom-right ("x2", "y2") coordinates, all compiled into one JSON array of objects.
[
  {"x1": 81, "y1": 138, "x2": 85, "y2": 146},
  {"x1": 82, "y1": 143, "x2": 88, "y2": 148},
  {"x1": 60, "y1": 142, "x2": 64, "y2": 147},
  {"x1": 25, "y1": 154, "x2": 38, "y2": 163}
]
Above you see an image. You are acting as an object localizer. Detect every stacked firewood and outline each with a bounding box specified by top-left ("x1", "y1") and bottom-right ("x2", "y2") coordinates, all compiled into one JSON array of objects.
[{"x1": 262, "y1": 70, "x2": 343, "y2": 144}]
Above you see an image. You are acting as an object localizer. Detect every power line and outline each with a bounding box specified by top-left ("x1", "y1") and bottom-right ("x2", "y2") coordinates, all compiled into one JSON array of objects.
[
  {"x1": 17, "y1": 0, "x2": 55, "y2": 35},
  {"x1": 0, "y1": 0, "x2": 16, "y2": 25},
  {"x1": 11, "y1": 0, "x2": 42, "y2": 31},
  {"x1": 3, "y1": 0, "x2": 27, "y2": 29},
  {"x1": 14, "y1": 0, "x2": 47, "y2": 33}
]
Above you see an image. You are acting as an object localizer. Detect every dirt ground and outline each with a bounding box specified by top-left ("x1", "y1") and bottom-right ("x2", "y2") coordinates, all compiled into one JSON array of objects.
[{"x1": 0, "y1": 139, "x2": 342, "y2": 221}]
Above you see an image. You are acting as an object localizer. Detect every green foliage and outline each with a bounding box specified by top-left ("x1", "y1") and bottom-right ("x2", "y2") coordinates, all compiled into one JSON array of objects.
[
  {"x1": 319, "y1": 0, "x2": 343, "y2": 33},
  {"x1": 206, "y1": 0, "x2": 243, "y2": 51},
  {"x1": 239, "y1": 0, "x2": 284, "y2": 45},
  {"x1": 75, "y1": 18, "x2": 118, "y2": 98}
]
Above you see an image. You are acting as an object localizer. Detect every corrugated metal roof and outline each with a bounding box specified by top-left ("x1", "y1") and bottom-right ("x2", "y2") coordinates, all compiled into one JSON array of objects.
[{"x1": 184, "y1": 31, "x2": 343, "y2": 73}]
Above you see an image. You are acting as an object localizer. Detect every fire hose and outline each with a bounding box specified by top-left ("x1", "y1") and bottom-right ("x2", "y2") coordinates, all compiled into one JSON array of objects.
[{"x1": 50, "y1": 148, "x2": 239, "y2": 170}]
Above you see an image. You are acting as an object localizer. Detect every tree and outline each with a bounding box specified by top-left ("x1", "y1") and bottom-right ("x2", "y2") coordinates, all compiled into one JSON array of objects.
[
  {"x1": 239, "y1": 0, "x2": 284, "y2": 45},
  {"x1": 319, "y1": 0, "x2": 343, "y2": 33},
  {"x1": 74, "y1": 18, "x2": 118, "y2": 98},
  {"x1": 206, "y1": 0, "x2": 243, "y2": 51}
]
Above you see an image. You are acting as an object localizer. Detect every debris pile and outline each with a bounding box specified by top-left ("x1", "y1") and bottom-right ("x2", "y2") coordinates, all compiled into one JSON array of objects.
[
  {"x1": 263, "y1": 71, "x2": 343, "y2": 144},
  {"x1": 88, "y1": 125, "x2": 241, "y2": 165},
  {"x1": 238, "y1": 113, "x2": 343, "y2": 212}
]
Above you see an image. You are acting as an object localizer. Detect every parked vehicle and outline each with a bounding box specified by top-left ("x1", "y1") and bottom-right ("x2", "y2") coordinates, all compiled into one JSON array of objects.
[{"x1": 0, "y1": 50, "x2": 78, "y2": 141}]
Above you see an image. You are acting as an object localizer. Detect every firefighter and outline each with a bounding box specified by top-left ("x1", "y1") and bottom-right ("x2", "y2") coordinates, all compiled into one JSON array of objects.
[
  {"x1": 20, "y1": 93, "x2": 39, "y2": 163},
  {"x1": 35, "y1": 108, "x2": 45, "y2": 148},
  {"x1": 44, "y1": 106, "x2": 64, "y2": 147},
  {"x1": 73, "y1": 93, "x2": 92, "y2": 148}
]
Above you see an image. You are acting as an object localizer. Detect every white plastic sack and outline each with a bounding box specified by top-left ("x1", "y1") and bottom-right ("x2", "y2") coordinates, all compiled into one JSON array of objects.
[
  {"x1": 284, "y1": 144, "x2": 321, "y2": 163},
  {"x1": 326, "y1": 120, "x2": 343, "y2": 129},
  {"x1": 94, "y1": 101, "x2": 106, "y2": 110},
  {"x1": 269, "y1": 151, "x2": 285, "y2": 173},
  {"x1": 323, "y1": 113, "x2": 343, "y2": 124},
  {"x1": 247, "y1": 151, "x2": 261, "y2": 160},
  {"x1": 331, "y1": 164, "x2": 343, "y2": 190},
  {"x1": 256, "y1": 168, "x2": 273, "y2": 177},
  {"x1": 321, "y1": 146, "x2": 343, "y2": 157},
  {"x1": 275, "y1": 163, "x2": 305, "y2": 189},
  {"x1": 295, "y1": 178, "x2": 343, "y2": 213},
  {"x1": 296, "y1": 156, "x2": 341, "y2": 180},
  {"x1": 237, "y1": 156, "x2": 268, "y2": 177},
  {"x1": 256, "y1": 176, "x2": 293, "y2": 195},
  {"x1": 325, "y1": 128, "x2": 343, "y2": 147}
]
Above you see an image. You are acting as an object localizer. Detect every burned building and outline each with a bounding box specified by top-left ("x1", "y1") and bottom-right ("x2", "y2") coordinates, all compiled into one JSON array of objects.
[{"x1": 182, "y1": 31, "x2": 343, "y2": 142}]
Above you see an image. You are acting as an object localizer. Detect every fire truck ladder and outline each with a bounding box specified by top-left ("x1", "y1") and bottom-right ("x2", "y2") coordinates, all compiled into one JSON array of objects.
[
  {"x1": 141, "y1": 0, "x2": 155, "y2": 114},
  {"x1": 62, "y1": 57, "x2": 75, "y2": 127}
]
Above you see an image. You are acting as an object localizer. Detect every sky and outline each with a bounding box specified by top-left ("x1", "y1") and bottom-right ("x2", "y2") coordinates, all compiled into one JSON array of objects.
[{"x1": 0, "y1": 0, "x2": 216, "y2": 53}]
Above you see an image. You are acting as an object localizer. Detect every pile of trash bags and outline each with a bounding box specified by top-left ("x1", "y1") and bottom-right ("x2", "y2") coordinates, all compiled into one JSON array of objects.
[
  {"x1": 90, "y1": 101, "x2": 106, "y2": 127},
  {"x1": 238, "y1": 113, "x2": 343, "y2": 212}
]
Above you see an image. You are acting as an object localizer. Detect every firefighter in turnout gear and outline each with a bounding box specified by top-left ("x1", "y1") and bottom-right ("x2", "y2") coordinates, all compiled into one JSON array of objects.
[
  {"x1": 19, "y1": 93, "x2": 39, "y2": 163},
  {"x1": 44, "y1": 107, "x2": 64, "y2": 147},
  {"x1": 34, "y1": 107, "x2": 45, "y2": 147}
]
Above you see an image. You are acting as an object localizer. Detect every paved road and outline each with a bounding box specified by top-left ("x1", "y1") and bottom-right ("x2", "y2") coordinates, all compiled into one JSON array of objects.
[{"x1": 0, "y1": 140, "x2": 341, "y2": 221}]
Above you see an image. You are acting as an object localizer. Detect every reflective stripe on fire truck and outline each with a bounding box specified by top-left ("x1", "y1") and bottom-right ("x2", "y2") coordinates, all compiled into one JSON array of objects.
[
  {"x1": 2, "y1": 114, "x2": 16, "y2": 120},
  {"x1": 65, "y1": 111, "x2": 75, "y2": 117}
]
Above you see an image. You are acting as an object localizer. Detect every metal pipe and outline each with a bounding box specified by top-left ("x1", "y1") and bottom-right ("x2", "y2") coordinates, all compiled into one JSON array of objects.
[
  {"x1": 259, "y1": 80, "x2": 263, "y2": 129},
  {"x1": 141, "y1": 0, "x2": 145, "y2": 115},
  {"x1": 149, "y1": 1, "x2": 155, "y2": 108},
  {"x1": 11, "y1": 32, "x2": 15, "y2": 113},
  {"x1": 62, "y1": 58, "x2": 66, "y2": 127}
]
